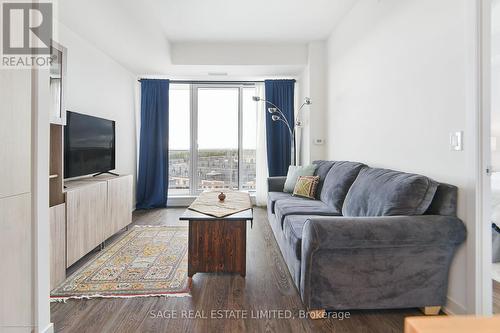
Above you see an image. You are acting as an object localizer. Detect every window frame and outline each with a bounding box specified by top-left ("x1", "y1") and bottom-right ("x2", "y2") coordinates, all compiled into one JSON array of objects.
[{"x1": 169, "y1": 82, "x2": 256, "y2": 197}]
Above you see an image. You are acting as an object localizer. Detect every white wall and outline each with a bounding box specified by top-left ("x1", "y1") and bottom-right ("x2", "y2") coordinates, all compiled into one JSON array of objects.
[
  {"x1": 298, "y1": 64, "x2": 310, "y2": 164},
  {"x1": 58, "y1": 24, "x2": 137, "y2": 201},
  {"x1": 57, "y1": 0, "x2": 172, "y2": 74},
  {"x1": 170, "y1": 42, "x2": 308, "y2": 66},
  {"x1": 299, "y1": 41, "x2": 327, "y2": 165},
  {"x1": 492, "y1": 58, "x2": 500, "y2": 169},
  {"x1": 326, "y1": 0, "x2": 473, "y2": 314},
  {"x1": 492, "y1": 0, "x2": 500, "y2": 170}
]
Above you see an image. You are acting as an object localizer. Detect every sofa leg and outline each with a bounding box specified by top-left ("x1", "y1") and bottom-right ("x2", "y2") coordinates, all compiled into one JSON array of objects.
[
  {"x1": 421, "y1": 306, "x2": 441, "y2": 315},
  {"x1": 308, "y1": 309, "x2": 326, "y2": 320}
]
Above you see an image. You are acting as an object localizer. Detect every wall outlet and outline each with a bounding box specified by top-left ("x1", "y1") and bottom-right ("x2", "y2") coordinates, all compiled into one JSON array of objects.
[
  {"x1": 449, "y1": 131, "x2": 463, "y2": 151},
  {"x1": 314, "y1": 138, "x2": 325, "y2": 145}
]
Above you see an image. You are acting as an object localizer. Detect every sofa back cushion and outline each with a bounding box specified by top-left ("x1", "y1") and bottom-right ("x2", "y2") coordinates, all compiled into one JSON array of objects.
[
  {"x1": 342, "y1": 167, "x2": 438, "y2": 217},
  {"x1": 320, "y1": 161, "x2": 366, "y2": 214},
  {"x1": 425, "y1": 183, "x2": 458, "y2": 217},
  {"x1": 312, "y1": 160, "x2": 336, "y2": 198}
]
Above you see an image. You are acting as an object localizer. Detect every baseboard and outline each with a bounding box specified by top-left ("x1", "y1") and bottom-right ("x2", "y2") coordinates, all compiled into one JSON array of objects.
[
  {"x1": 443, "y1": 296, "x2": 467, "y2": 315},
  {"x1": 41, "y1": 323, "x2": 54, "y2": 333}
]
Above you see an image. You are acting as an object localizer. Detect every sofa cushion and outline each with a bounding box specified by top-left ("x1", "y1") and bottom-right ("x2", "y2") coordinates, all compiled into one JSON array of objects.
[
  {"x1": 282, "y1": 215, "x2": 309, "y2": 260},
  {"x1": 283, "y1": 164, "x2": 317, "y2": 193},
  {"x1": 282, "y1": 215, "x2": 339, "y2": 260},
  {"x1": 320, "y1": 161, "x2": 366, "y2": 213},
  {"x1": 425, "y1": 183, "x2": 458, "y2": 217},
  {"x1": 268, "y1": 191, "x2": 294, "y2": 213},
  {"x1": 312, "y1": 160, "x2": 336, "y2": 198},
  {"x1": 343, "y1": 167, "x2": 439, "y2": 217},
  {"x1": 274, "y1": 199, "x2": 340, "y2": 227}
]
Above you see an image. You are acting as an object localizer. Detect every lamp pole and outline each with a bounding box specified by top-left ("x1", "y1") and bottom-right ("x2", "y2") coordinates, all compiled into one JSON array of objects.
[
  {"x1": 293, "y1": 97, "x2": 312, "y2": 165},
  {"x1": 253, "y1": 96, "x2": 311, "y2": 166}
]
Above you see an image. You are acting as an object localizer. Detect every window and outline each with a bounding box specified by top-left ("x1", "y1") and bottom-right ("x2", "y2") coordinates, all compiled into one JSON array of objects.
[
  {"x1": 168, "y1": 84, "x2": 191, "y2": 195},
  {"x1": 168, "y1": 84, "x2": 257, "y2": 196},
  {"x1": 196, "y1": 87, "x2": 239, "y2": 191},
  {"x1": 241, "y1": 87, "x2": 257, "y2": 191}
]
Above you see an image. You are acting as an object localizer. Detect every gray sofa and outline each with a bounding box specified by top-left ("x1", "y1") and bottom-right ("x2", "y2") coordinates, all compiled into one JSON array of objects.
[{"x1": 267, "y1": 160, "x2": 466, "y2": 312}]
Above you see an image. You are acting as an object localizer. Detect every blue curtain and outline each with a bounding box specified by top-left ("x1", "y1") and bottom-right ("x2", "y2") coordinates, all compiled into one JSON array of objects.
[
  {"x1": 136, "y1": 79, "x2": 170, "y2": 209},
  {"x1": 265, "y1": 79, "x2": 295, "y2": 176}
]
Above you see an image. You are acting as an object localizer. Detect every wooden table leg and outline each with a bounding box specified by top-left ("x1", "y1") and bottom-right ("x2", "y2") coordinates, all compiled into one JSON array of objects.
[{"x1": 240, "y1": 220, "x2": 246, "y2": 277}]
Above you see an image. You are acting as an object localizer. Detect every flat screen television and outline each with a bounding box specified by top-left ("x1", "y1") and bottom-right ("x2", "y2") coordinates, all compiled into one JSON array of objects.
[{"x1": 64, "y1": 111, "x2": 116, "y2": 179}]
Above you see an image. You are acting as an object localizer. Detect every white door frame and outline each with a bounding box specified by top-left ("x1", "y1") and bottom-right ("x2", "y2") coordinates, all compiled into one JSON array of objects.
[
  {"x1": 480, "y1": 0, "x2": 493, "y2": 315},
  {"x1": 469, "y1": 0, "x2": 493, "y2": 315}
]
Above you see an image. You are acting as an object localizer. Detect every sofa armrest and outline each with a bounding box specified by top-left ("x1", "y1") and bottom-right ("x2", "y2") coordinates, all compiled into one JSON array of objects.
[
  {"x1": 299, "y1": 215, "x2": 466, "y2": 310},
  {"x1": 268, "y1": 176, "x2": 287, "y2": 192},
  {"x1": 302, "y1": 215, "x2": 466, "y2": 251}
]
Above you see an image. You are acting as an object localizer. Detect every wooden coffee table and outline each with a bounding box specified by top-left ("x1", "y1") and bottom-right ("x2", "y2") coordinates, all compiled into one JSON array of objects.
[{"x1": 180, "y1": 207, "x2": 253, "y2": 287}]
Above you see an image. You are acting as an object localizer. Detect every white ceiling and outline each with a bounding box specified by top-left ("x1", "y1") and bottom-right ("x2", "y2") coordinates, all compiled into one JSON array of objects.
[
  {"x1": 133, "y1": 0, "x2": 357, "y2": 42},
  {"x1": 57, "y1": 0, "x2": 357, "y2": 74}
]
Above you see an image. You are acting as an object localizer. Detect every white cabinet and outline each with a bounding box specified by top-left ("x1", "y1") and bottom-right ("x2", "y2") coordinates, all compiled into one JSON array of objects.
[
  {"x1": 105, "y1": 175, "x2": 133, "y2": 239},
  {"x1": 0, "y1": 70, "x2": 31, "y2": 198},
  {"x1": 0, "y1": 194, "x2": 33, "y2": 329},
  {"x1": 50, "y1": 203, "x2": 66, "y2": 289},
  {"x1": 66, "y1": 181, "x2": 107, "y2": 267},
  {"x1": 64, "y1": 175, "x2": 133, "y2": 267},
  {"x1": 49, "y1": 42, "x2": 67, "y2": 125},
  {"x1": 0, "y1": 69, "x2": 34, "y2": 331}
]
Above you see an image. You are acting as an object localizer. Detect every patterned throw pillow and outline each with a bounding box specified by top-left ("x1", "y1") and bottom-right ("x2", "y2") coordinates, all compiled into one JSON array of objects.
[{"x1": 292, "y1": 176, "x2": 320, "y2": 199}]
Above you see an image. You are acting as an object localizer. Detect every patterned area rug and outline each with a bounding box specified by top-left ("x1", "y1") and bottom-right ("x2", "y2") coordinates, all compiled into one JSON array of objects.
[{"x1": 51, "y1": 226, "x2": 190, "y2": 300}]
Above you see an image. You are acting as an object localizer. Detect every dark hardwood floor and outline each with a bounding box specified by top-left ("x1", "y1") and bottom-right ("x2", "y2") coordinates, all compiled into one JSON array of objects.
[{"x1": 51, "y1": 208, "x2": 424, "y2": 333}]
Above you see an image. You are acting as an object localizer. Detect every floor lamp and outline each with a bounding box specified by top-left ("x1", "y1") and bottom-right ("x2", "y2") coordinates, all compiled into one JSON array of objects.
[{"x1": 253, "y1": 96, "x2": 312, "y2": 166}]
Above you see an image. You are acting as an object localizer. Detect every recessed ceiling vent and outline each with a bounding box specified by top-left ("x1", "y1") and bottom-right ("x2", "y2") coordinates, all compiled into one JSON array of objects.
[{"x1": 208, "y1": 72, "x2": 228, "y2": 76}]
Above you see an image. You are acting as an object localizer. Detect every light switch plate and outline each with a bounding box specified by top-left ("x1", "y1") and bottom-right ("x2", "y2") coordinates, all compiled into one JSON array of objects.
[
  {"x1": 314, "y1": 138, "x2": 325, "y2": 145},
  {"x1": 450, "y1": 131, "x2": 463, "y2": 151}
]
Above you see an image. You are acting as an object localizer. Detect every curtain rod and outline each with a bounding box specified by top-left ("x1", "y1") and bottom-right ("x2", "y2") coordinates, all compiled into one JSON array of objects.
[{"x1": 137, "y1": 79, "x2": 264, "y2": 84}]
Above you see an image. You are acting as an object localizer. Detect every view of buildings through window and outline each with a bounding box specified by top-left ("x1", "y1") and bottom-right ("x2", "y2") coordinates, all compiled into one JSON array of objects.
[{"x1": 168, "y1": 84, "x2": 257, "y2": 196}]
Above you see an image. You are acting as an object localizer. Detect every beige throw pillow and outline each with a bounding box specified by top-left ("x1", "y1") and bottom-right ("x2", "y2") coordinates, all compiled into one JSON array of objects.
[{"x1": 292, "y1": 176, "x2": 320, "y2": 199}]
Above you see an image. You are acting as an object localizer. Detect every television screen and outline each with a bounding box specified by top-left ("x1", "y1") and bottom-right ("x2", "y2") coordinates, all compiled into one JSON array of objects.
[{"x1": 64, "y1": 111, "x2": 116, "y2": 178}]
